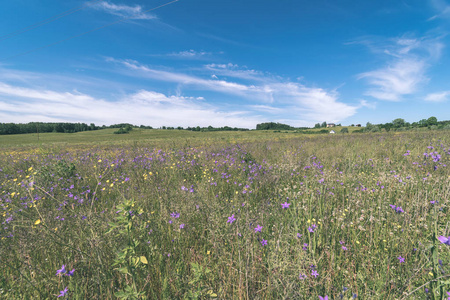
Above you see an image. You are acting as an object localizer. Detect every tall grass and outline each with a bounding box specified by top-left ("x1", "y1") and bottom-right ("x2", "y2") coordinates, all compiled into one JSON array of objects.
[{"x1": 1, "y1": 131, "x2": 450, "y2": 299}]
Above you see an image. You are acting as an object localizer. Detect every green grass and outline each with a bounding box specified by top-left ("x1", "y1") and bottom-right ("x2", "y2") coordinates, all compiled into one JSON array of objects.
[{"x1": 1, "y1": 130, "x2": 449, "y2": 299}]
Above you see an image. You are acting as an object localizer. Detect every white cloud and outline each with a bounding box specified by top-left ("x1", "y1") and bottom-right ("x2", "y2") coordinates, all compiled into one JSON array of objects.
[
  {"x1": 357, "y1": 36, "x2": 443, "y2": 101},
  {"x1": 429, "y1": 0, "x2": 450, "y2": 20},
  {"x1": 425, "y1": 91, "x2": 450, "y2": 102},
  {"x1": 110, "y1": 58, "x2": 273, "y2": 101},
  {"x1": 165, "y1": 50, "x2": 212, "y2": 59},
  {"x1": 108, "y1": 58, "x2": 359, "y2": 125},
  {"x1": 358, "y1": 58, "x2": 427, "y2": 101},
  {"x1": 205, "y1": 63, "x2": 266, "y2": 81},
  {"x1": 91, "y1": 1, "x2": 155, "y2": 20},
  {"x1": 0, "y1": 81, "x2": 260, "y2": 128}
]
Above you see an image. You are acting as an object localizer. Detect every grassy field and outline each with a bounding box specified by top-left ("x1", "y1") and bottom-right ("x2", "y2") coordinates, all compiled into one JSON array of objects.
[{"x1": 1, "y1": 129, "x2": 450, "y2": 299}]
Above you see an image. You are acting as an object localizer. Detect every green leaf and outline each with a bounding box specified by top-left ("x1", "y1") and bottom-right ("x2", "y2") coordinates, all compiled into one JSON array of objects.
[
  {"x1": 114, "y1": 291, "x2": 127, "y2": 298},
  {"x1": 140, "y1": 256, "x2": 148, "y2": 264},
  {"x1": 117, "y1": 267, "x2": 129, "y2": 275}
]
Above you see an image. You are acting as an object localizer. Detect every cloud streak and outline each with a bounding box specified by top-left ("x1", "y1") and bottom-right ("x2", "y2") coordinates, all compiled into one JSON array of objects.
[
  {"x1": 109, "y1": 58, "x2": 359, "y2": 125},
  {"x1": 91, "y1": 1, "x2": 156, "y2": 20},
  {"x1": 357, "y1": 36, "x2": 443, "y2": 101},
  {"x1": 425, "y1": 91, "x2": 450, "y2": 102},
  {"x1": 0, "y1": 81, "x2": 260, "y2": 128}
]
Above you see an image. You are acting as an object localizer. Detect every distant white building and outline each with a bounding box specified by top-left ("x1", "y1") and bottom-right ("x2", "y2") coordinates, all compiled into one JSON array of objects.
[
  {"x1": 329, "y1": 130, "x2": 336, "y2": 134},
  {"x1": 327, "y1": 123, "x2": 336, "y2": 128}
]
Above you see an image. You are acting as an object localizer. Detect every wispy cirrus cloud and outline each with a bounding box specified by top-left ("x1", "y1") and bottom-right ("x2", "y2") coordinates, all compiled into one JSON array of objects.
[
  {"x1": 91, "y1": 1, "x2": 156, "y2": 20},
  {"x1": 107, "y1": 57, "x2": 359, "y2": 125},
  {"x1": 425, "y1": 91, "x2": 450, "y2": 102},
  {"x1": 0, "y1": 81, "x2": 260, "y2": 127},
  {"x1": 165, "y1": 50, "x2": 213, "y2": 59},
  {"x1": 428, "y1": 0, "x2": 450, "y2": 20},
  {"x1": 357, "y1": 36, "x2": 443, "y2": 101}
]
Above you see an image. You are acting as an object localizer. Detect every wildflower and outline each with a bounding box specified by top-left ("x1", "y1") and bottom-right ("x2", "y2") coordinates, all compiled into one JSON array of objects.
[
  {"x1": 56, "y1": 265, "x2": 67, "y2": 276},
  {"x1": 308, "y1": 227, "x2": 314, "y2": 233},
  {"x1": 281, "y1": 201, "x2": 291, "y2": 209},
  {"x1": 342, "y1": 246, "x2": 348, "y2": 251},
  {"x1": 353, "y1": 293, "x2": 358, "y2": 298},
  {"x1": 297, "y1": 233, "x2": 302, "y2": 238},
  {"x1": 438, "y1": 236, "x2": 450, "y2": 245},
  {"x1": 311, "y1": 270, "x2": 319, "y2": 278},
  {"x1": 227, "y1": 214, "x2": 236, "y2": 224},
  {"x1": 396, "y1": 207, "x2": 404, "y2": 213},
  {"x1": 303, "y1": 243, "x2": 308, "y2": 250},
  {"x1": 261, "y1": 239, "x2": 267, "y2": 246},
  {"x1": 318, "y1": 295, "x2": 328, "y2": 300},
  {"x1": 179, "y1": 224, "x2": 185, "y2": 229},
  {"x1": 397, "y1": 256, "x2": 405, "y2": 263},
  {"x1": 57, "y1": 287, "x2": 68, "y2": 298},
  {"x1": 66, "y1": 269, "x2": 75, "y2": 276},
  {"x1": 170, "y1": 212, "x2": 180, "y2": 218},
  {"x1": 254, "y1": 225, "x2": 262, "y2": 233},
  {"x1": 299, "y1": 273, "x2": 307, "y2": 280}
]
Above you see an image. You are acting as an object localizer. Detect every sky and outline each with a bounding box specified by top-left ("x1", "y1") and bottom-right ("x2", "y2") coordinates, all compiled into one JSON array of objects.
[{"x1": 0, "y1": 0, "x2": 450, "y2": 128}]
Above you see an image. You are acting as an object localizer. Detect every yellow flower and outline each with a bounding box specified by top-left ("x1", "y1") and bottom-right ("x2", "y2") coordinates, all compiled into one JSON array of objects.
[{"x1": 34, "y1": 219, "x2": 41, "y2": 225}]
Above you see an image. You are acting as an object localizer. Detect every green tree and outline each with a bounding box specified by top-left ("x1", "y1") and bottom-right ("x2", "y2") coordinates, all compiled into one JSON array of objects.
[
  {"x1": 340, "y1": 127, "x2": 349, "y2": 133},
  {"x1": 392, "y1": 118, "x2": 405, "y2": 128},
  {"x1": 427, "y1": 116, "x2": 438, "y2": 126}
]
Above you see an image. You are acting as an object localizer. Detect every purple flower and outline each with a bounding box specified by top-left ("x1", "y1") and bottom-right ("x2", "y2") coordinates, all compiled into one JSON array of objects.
[
  {"x1": 57, "y1": 287, "x2": 68, "y2": 298},
  {"x1": 318, "y1": 295, "x2": 328, "y2": 300},
  {"x1": 299, "y1": 273, "x2": 306, "y2": 280},
  {"x1": 254, "y1": 225, "x2": 262, "y2": 233},
  {"x1": 179, "y1": 224, "x2": 185, "y2": 229},
  {"x1": 297, "y1": 233, "x2": 302, "y2": 238},
  {"x1": 395, "y1": 206, "x2": 404, "y2": 213},
  {"x1": 281, "y1": 202, "x2": 291, "y2": 209},
  {"x1": 308, "y1": 227, "x2": 314, "y2": 233},
  {"x1": 342, "y1": 246, "x2": 348, "y2": 251},
  {"x1": 397, "y1": 256, "x2": 405, "y2": 263},
  {"x1": 170, "y1": 212, "x2": 180, "y2": 218},
  {"x1": 438, "y1": 236, "x2": 450, "y2": 245},
  {"x1": 261, "y1": 239, "x2": 267, "y2": 246},
  {"x1": 56, "y1": 265, "x2": 66, "y2": 276},
  {"x1": 303, "y1": 243, "x2": 308, "y2": 250},
  {"x1": 227, "y1": 214, "x2": 236, "y2": 224},
  {"x1": 311, "y1": 270, "x2": 319, "y2": 278},
  {"x1": 66, "y1": 269, "x2": 75, "y2": 276}
]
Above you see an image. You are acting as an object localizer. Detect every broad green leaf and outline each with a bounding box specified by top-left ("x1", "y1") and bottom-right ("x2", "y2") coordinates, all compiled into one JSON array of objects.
[{"x1": 140, "y1": 256, "x2": 148, "y2": 264}]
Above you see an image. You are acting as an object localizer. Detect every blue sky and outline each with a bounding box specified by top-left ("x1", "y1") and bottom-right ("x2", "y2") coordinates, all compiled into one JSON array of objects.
[{"x1": 0, "y1": 0, "x2": 449, "y2": 128}]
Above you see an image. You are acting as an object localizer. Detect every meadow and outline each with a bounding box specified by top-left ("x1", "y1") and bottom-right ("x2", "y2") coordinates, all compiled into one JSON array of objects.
[{"x1": 1, "y1": 129, "x2": 450, "y2": 299}]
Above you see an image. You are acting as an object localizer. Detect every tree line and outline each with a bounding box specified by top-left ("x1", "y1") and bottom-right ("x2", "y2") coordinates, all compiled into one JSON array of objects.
[
  {"x1": 357, "y1": 117, "x2": 450, "y2": 133},
  {"x1": 0, "y1": 122, "x2": 98, "y2": 135}
]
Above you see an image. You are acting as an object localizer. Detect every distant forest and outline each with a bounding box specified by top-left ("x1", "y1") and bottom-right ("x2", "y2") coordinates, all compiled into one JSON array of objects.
[
  {"x1": 0, "y1": 122, "x2": 98, "y2": 135},
  {"x1": 0, "y1": 122, "x2": 250, "y2": 135},
  {"x1": 1, "y1": 117, "x2": 449, "y2": 136}
]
